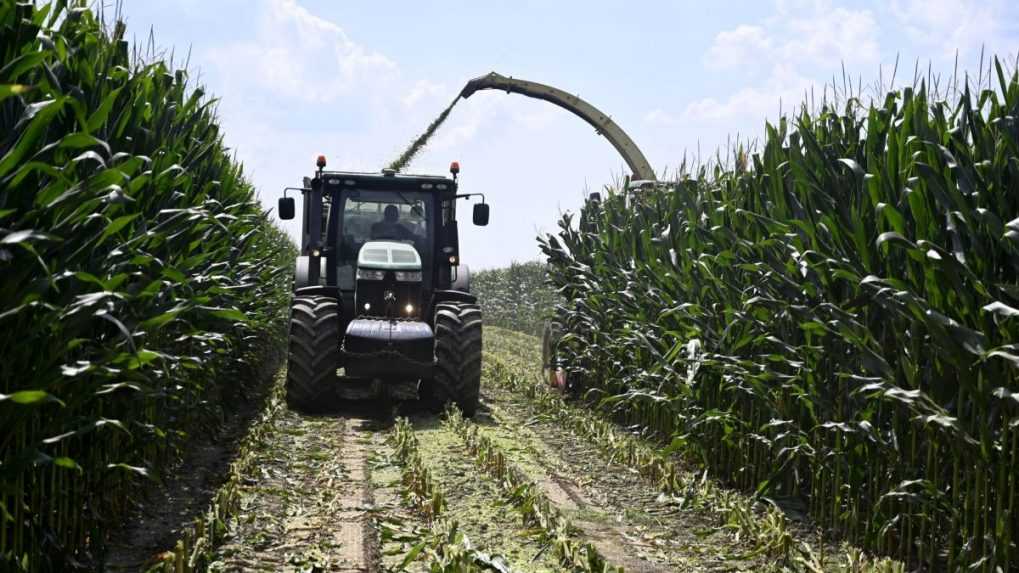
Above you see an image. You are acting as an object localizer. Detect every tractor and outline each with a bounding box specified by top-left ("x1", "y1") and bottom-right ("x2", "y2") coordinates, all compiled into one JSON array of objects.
[{"x1": 277, "y1": 157, "x2": 489, "y2": 415}]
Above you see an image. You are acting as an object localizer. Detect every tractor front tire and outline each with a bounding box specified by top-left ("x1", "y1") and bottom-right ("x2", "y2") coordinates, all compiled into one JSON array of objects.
[
  {"x1": 286, "y1": 295, "x2": 340, "y2": 412},
  {"x1": 428, "y1": 302, "x2": 482, "y2": 416}
]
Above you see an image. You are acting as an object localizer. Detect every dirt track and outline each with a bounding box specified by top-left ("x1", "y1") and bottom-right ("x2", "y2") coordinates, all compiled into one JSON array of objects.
[
  {"x1": 208, "y1": 411, "x2": 381, "y2": 571},
  {"x1": 193, "y1": 328, "x2": 776, "y2": 572}
]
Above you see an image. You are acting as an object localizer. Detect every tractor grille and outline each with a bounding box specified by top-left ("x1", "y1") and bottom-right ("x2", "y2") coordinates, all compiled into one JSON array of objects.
[{"x1": 355, "y1": 273, "x2": 422, "y2": 319}]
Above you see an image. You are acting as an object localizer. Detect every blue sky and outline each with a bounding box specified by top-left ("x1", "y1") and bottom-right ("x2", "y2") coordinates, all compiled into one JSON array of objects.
[{"x1": 118, "y1": 0, "x2": 1018, "y2": 269}]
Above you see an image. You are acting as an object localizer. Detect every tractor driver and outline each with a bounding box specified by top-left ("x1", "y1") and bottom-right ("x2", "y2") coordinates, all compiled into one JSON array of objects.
[{"x1": 370, "y1": 204, "x2": 415, "y2": 241}]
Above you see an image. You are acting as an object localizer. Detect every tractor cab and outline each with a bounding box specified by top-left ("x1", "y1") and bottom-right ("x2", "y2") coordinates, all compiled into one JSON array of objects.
[{"x1": 277, "y1": 158, "x2": 488, "y2": 412}]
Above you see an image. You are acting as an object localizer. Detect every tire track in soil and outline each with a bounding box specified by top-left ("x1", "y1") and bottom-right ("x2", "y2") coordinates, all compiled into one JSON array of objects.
[
  {"x1": 477, "y1": 330, "x2": 764, "y2": 572},
  {"x1": 209, "y1": 408, "x2": 380, "y2": 572},
  {"x1": 476, "y1": 394, "x2": 759, "y2": 572},
  {"x1": 366, "y1": 434, "x2": 418, "y2": 572}
]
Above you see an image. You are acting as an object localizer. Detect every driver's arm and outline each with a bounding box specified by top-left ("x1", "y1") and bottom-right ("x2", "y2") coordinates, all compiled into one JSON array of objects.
[
  {"x1": 370, "y1": 221, "x2": 390, "y2": 239},
  {"x1": 398, "y1": 223, "x2": 416, "y2": 239}
]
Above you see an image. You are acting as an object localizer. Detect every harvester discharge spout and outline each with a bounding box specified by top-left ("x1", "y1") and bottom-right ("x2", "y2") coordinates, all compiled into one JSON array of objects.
[{"x1": 459, "y1": 71, "x2": 657, "y2": 182}]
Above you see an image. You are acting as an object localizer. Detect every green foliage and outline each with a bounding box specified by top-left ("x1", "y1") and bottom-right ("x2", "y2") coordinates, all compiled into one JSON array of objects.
[
  {"x1": 392, "y1": 417, "x2": 446, "y2": 519},
  {"x1": 381, "y1": 519, "x2": 515, "y2": 573},
  {"x1": 0, "y1": 1, "x2": 295, "y2": 569},
  {"x1": 444, "y1": 406, "x2": 622, "y2": 573},
  {"x1": 473, "y1": 261, "x2": 556, "y2": 336},
  {"x1": 388, "y1": 418, "x2": 514, "y2": 572},
  {"x1": 542, "y1": 64, "x2": 1019, "y2": 571}
]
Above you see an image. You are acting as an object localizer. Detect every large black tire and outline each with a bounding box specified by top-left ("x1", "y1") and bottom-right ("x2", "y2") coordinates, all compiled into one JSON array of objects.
[
  {"x1": 428, "y1": 302, "x2": 482, "y2": 416},
  {"x1": 286, "y1": 295, "x2": 340, "y2": 411}
]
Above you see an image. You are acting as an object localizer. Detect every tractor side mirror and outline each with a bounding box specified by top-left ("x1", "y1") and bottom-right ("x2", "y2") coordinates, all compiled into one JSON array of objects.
[
  {"x1": 278, "y1": 196, "x2": 295, "y2": 220},
  {"x1": 473, "y1": 203, "x2": 489, "y2": 226}
]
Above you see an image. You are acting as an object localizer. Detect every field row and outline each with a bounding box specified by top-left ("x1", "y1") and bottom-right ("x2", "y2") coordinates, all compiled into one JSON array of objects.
[{"x1": 121, "y1": 327, "x2": 906, "y2": 572}]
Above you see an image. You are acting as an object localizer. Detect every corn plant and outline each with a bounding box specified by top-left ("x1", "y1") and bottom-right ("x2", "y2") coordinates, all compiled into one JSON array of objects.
[
  {"x1": 0, "y1": 1, "x2": 294, "y2": 569},
  {"x1": 485, "y1": 346, "x2": 902, "y2": 571},
  {"x1": 541, "y1": 62, "x2": 1019, "y2": 571},
  {"x1": 391, "y1": 417, "x2": 446, "y2": 518},
  {"x1": 473, "y1": 261, "x2": 557, "y2": 336}
]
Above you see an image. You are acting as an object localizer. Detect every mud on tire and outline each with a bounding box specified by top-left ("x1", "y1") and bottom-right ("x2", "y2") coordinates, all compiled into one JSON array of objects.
[
  {"x1": 286, "y1": 295, "x2": 340, "y2": 411},
  {"x1": 428, "y1": 302, "x2": 482, "y2": 416}
]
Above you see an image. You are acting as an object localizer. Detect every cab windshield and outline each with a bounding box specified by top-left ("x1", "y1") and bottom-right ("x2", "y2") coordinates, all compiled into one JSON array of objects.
[{"x1": 335, "y1": 190, "x2": 432, "y2": 289}]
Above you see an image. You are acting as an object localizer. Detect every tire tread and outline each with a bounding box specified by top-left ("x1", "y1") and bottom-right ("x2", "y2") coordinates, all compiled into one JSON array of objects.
[{"x1": 285, "y1": 295, "x2": 340, "y2": 411}]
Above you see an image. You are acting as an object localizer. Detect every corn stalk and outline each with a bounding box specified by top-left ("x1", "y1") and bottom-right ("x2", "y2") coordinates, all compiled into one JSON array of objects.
[
  {"x1": 541, "y1": 63, "x2": 1019, "y2": 571},
  {"x1": 0, "y1": 2, "x2": 294, "y2": 568}
]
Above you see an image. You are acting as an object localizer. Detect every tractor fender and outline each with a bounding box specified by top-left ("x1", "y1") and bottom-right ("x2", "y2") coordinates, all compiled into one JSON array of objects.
[
  {"x1": 432, "y1": 289, "x2": 477, "y2": 306},
  {"x1": 452, "y1": 264, "x2": 471, "y2": 292},
  {"x1": 294, "y1": 255, "x2": 326, "y2": 289},
  {"x1": 294, "y1": 285, "x2": 340, "y2": 298}
]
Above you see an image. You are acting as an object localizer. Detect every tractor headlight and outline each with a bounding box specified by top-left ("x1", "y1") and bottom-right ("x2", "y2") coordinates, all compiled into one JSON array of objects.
[
  {"x1": 356, "y1": 268, "x2": 386, "y2": 281},
  {"x1": 394, "y1": 270, "x2": 422, "y2": 282}
]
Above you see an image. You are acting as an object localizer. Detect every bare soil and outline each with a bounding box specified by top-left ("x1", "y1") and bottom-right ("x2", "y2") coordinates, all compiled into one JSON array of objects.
[
  {"x1": 474, "y1": 383, "x2": 761, "y2": 572},
  {"x1": 208, "y1": 407, "x2": 385, "y2": 572}
]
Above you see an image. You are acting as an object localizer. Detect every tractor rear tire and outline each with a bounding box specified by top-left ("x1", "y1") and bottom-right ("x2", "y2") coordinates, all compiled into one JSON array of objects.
[
  {"x1": 285, "y1": 295, "x2": 340, "y2": 412},
  {"x1": 428, "y1": 302, "x2": 482, "y2": 416}
]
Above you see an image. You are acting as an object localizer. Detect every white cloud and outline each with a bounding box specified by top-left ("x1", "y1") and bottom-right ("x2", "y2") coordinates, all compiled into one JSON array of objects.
[
  {"x1": 682, "y1": 64, "x2": 813, "y2": 123},
  {"x1": 429, "y1": 93, "x2": 560, "y2": 152},
  {"x1": 666, "y1": 1, "x2": 879, "y2": 126},
  {"x1": 643, "y1": 108, "x2": 680, "y2": 126},
  {"x1": 706, "y1": 0, "x2": 879, "y2": 73},
  {"x1": 777, "y1": 2, "x2": 879, "y2": 69},
  {"x1": 402, "y1": 80, "x2": 447, "y2": 108},
  {"x1": 706, "y1": 25, "x2": 771, "y2": 69},
  {"x1": 430, "y1": 110, "x2": 483, "y2": 151},
  {"x1": 430, "y1": 93, "x2": 505, "y2": 149},
  {"x1": 890, "y1": 0, "x2": 1016, "y2": 61},
  {"x1": 207, "y1": 0, "x2": 397, "y2": 104}
]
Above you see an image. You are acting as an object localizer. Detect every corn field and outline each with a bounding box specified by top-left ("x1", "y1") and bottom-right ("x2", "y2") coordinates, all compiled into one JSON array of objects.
[
  {"x1": 0, "y1": 2, "x2": 294, "y2": 570},
  {"x1": 542, "y1": 63, "x2": 1019, "y2": 570},
  {"x1": 473, "y1": 261, "x2": 556, "y2": 337}
]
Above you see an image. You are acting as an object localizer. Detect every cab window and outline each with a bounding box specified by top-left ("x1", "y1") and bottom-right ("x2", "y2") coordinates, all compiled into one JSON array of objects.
[{"x1": 335, "y1": 190, "x2": 431, "y2": 289}]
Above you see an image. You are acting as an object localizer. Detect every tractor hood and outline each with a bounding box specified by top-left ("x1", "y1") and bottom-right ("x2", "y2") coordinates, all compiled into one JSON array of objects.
[{"x1": 357, "y1": 241, "x2": 421, "y2": 271}]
